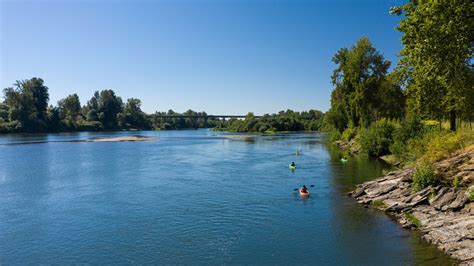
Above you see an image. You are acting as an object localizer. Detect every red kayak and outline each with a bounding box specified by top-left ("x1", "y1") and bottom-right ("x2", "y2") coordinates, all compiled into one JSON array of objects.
[{"x1": 299, "y1": 188, "x2": 310, "y2": 196}]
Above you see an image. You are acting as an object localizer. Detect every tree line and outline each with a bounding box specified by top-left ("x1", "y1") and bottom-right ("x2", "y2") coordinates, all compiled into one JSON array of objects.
[
  {"x1": 324, "y1": 0, "x2": 473, "y2": 166},
  {"x1": 0, "y1": 79, "x2": 220, "y2": 133},
  {"x1": 214, "y1": 109, "x2": 323, "y2": 133},
  {"x1": 324, "y1": 0, "x2": 473, "y2": 135}
]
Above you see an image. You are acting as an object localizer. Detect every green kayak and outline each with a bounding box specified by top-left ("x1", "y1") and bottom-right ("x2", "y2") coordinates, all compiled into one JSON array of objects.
[{"x1": 289, "y1": 164, "x2": 296, "y2": 170}]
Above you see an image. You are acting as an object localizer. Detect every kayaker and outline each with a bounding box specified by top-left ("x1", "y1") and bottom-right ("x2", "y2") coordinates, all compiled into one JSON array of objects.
[
  {"x1": 301, "y1": 185, "x2": 308, "y2": 193},
  {"x1": 290, "y1": 162, "x2": 296, "y2": 167}
]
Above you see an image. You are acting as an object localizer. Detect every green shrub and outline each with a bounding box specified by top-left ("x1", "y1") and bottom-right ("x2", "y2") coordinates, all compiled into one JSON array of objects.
[
  {"x1": 412, "y1": 161, "x2": 440, "y2": 191},
  {"x1": 76, "y1": 121, "x2": 103, "y2": 131},
  {"x1": 390, "y1": 117, "x2": 424, "y2": 162},
  {"x1": 359, "y1": 119, "x2": 397, "y2": 157},
  {"x1": 341, "y1": 127, "x2": 358, "y2": 141},
  {"x1": 466, "y1": 186, "x2": 474, "y2": 202},
  {"x1": 404, "y1": 213, "x2": 421, "y2": 228},
  {"x1": 372, "y1": 200, "x2": 387, "y2": 209},
  {"x1": 390, "y1": 120, "x2": 473, "y2": 164},
  {"x1": 328, "y1": 128, "x2": 342, "y2": 142},
  {"x1": 0, "y1": 120, "x2": 23, "y2": 133}
]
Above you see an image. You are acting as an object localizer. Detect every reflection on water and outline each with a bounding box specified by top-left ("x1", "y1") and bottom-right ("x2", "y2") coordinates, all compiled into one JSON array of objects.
[{"x1": 0, "y1": 130, "x2": 454, "y2": 264}]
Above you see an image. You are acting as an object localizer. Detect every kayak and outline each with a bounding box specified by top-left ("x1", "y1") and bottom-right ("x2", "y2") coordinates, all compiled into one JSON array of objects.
[
  {"x1": 289, "y1": 164, "x2": 296, "y2": 170},
  {"x1": 299, "y1": 188, "x2": 310, "y2": 196},
  {"x1": 341, "y1": 158, "x2": 348, "y2": 163}
]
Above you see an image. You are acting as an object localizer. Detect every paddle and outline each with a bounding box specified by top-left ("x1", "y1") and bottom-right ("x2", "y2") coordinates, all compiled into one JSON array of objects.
[{"x1": 294, "y1": 185, "x2": 315, "y2": 191}]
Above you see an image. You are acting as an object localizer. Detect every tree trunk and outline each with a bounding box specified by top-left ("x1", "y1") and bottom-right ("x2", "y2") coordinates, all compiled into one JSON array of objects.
[{"x1": 450, "y1": 110, "x2": 456, "y2": 131}]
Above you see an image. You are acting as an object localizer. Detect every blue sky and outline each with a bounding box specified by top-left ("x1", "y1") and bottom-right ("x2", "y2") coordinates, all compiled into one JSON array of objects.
[{"x1": 1, "y1": 0, "x2": 404, "y2": 115}]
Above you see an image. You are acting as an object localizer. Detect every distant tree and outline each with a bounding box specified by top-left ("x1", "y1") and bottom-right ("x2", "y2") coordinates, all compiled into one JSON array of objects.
[
  {"x1": 122, "y1": 98, "x2": 149, "y2": 129},
  {"x1": 2, "y1": 77, "x2": 49, "y2": 131},
  {"x1": 46, "y1": 105, "x2": 62, "y2": 132},
  {"x1": 0, "y1": 101, "x2": 8, "y2": 122},
  {"x1": 325, "y1": 37, "x2": 405, "y2": 133},
  {"x1": 58, "y1": 94, "x2": 81, "y2": 128},
  {"x1": 83, "y1": 91, "x2": 100, "y2": 121},
  {"x1": 91, "y1": 90, "x2": 123, "y2": 129}
]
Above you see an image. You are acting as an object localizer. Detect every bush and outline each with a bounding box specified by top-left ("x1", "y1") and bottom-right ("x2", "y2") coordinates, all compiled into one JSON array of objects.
[
  {"x1": 328, "y1": 128, "x2": 341, "y2": 142},
  {"x1": 0, "y1": 120, "x2": 23, "y2": 133},
  {"x1": 467, "y1": 186, "x2": 474, "y2": 202},
  {"x1": 341, "y1": 127, "x2": 358, "y2": 141},
  {"x1": 372, "y1": 200, "x2": 387, "y2": 209},
  {"x1": 422, "y1": 130, "x2": 474, "y2": 162},
  {"x1": 76, "y1": 121, "x2": 103, "y2": 131},
  {"x1": 404, "y1": 213, "x2": 421, "y2": 228},
  {"x1": 412, "y1": 161, "x2": 440, "y2": 191},
  {"x1": 390, "y1": 117, "x2": 424, "y2": 162},
  {"x1": 359, "y1": 119, "x2": 397, "y2": 156}
]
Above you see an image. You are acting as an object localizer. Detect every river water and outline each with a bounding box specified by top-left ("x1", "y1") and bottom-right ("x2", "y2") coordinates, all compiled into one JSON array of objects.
[{"x1": 0, "y1": 130, "x2": 454, "y2": 264}]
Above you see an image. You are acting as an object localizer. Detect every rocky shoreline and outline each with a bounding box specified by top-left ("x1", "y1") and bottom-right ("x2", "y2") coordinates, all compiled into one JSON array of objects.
[{"x1": 349, "y1": 147, "x2": 474, "y2": 264}]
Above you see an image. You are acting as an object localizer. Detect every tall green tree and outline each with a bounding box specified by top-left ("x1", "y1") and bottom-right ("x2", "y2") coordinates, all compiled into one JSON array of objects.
[
  {"x1": 2, "y1": 77, "x2": 50, "y2": 131},
  {"x1": 391, "y1": 0, "x2": 474, "y2": 131},
  {"x1": 328, "y1": 37, "x2": 402, "y2": 131},
  {"x1": 84, "y1": 90, "x2": 123, "y2": 129},
  {"x1": 122, "y1": 98, "x2": 149, "y2": 129},
  {"x1": 58, "y1": 93, "x2": 81, "y2": 121}
]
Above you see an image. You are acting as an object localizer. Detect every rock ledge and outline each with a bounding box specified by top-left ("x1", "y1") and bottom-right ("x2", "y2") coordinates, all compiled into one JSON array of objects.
[{"x1": 349, "y1": 148, "x2": 474, "y2": 265}]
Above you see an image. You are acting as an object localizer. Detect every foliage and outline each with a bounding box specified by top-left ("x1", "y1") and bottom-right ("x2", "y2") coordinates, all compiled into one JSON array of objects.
[
  {"x1": 358, "y1": 119, "x2": 397, "y2": 157},
  {"x1": 0, "y1": 77, "x2": 224, "y2": 133},
  {"x1": 214, "y1": 109, "x2": 323, "y2": 133},
  {"x1": 390, "y1": 116, "x2": 426, "y2": 162},
  {"x1": 57, "y1": 94, "x2": 82, "y2": 130},
  {"x1": 372, "y1": 200, "x2": 387, "y2": 209},
  {"x1": 404, "y1": 212, "x2": 421, "y2": 228},
  {"x1": 391, "y1": 0, "x2": 474, "y2": 131},
  {"x1": 412, "y1": 161, "x2": 440, "y2": 191},
  {"x1": 467, "y1": 186, "x2": 474, "y2": 202},
  {"x1": 422, "y1": 130, "x2": 474, "y2": 162},
  {"x1": 341, "y1": 127, "x2": 358, "y2": 141},
  {"x1": 2, "y1": 77, "x2": 50, "y2": 132},
  {"x1": 121, "y1": 98, "x2": 150, "y2": 129},
  {"x1": 452, "y1": 176, "x2": 460, "y2": 188},
  {"x1": 76, "y1": 121, "x2": 103, "y2": 131},
  {"x1": 327, "y1": 37, "x2": 404, "y2": 132},
  {"x1": 150, "y1": 109, "x2": 219, "y2": 130}
]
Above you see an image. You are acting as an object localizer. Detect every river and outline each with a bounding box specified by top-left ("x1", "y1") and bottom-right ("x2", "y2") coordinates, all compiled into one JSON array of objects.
[{"x1": 0, "y1": 130, "x2": 454, "y2": 264}]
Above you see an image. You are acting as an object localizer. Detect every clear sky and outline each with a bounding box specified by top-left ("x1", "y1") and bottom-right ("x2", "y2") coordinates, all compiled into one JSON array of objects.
[{"x1": 1, "y1": 0, "x2": 404, "y2": 115}]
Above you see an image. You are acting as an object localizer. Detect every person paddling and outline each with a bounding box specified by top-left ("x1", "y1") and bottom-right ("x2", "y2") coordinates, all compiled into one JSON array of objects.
[
  {"x1": 290, "y1": 161, "x2": 296, "y2": 167},
  {"x1": 300, "y1": 185, "x2": 308, "y2": 194}
]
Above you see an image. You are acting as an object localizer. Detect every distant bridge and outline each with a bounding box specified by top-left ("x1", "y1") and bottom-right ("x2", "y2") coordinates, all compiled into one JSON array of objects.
[{"x1": 149, "y1": 115, "x2": 262, "y2": 119}]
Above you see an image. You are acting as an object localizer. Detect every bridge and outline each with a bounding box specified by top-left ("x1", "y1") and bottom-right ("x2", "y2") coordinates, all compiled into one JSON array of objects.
[{"x1": 149, "y1": 115, "x2": 262, "y2": 119}]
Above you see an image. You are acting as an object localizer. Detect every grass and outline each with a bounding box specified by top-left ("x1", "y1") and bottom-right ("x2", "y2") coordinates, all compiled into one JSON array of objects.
[
  {"x1": 404, "y1": 213, "x2": 422, "y2": 228},
  {"x1": 452, "y1": 176, "x2": 460, "y2": 188},
  {"x1": 421, "y1": 129, "x2": 474, "y2": 162},
  {"x1": 372, "y1": 200, "x2": 387, "y2": 209}
]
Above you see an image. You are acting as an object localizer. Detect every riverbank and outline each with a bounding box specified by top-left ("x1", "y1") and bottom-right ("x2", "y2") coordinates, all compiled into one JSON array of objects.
[{"x1": 349, "y1": 145, "x2": 474, "y2": 264}]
